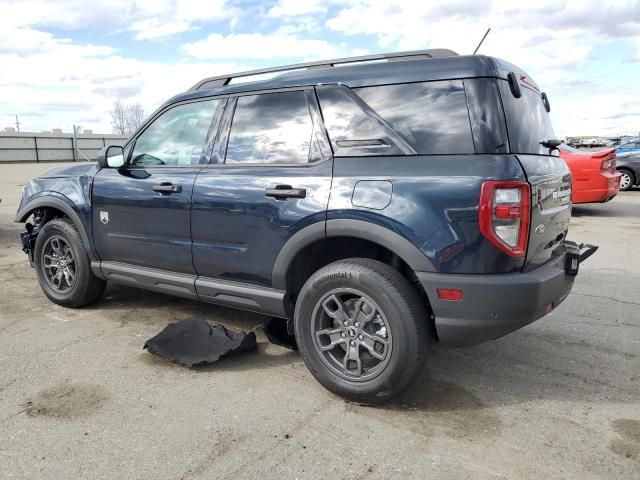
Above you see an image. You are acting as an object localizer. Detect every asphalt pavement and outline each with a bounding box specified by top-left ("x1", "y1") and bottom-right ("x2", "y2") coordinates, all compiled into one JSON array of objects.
[{"x1": 0, "y1": 162, "x2": 638, "y2": 479}]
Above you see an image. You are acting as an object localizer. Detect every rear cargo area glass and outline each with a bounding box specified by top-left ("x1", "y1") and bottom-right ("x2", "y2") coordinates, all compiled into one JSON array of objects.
[{"x1": 498, "y1": 80, "x2": 556, "y2": 155}]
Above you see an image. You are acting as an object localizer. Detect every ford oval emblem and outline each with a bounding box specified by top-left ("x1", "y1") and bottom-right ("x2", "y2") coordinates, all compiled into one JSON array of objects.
[{"x1": 535, "y1": 224, "x2": 545, "y2": 235}]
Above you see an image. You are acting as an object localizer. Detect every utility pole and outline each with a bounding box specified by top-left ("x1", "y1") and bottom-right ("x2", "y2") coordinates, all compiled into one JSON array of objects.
[
  {"x1": 72, "y1": 124, "x2": 79, "y2": 162},
  {"x1": 15, "y1": 114, "x2": 20, "y2": 132}
]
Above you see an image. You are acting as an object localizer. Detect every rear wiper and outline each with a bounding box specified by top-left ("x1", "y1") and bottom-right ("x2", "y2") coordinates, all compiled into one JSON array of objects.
[{"x1": 540, "y1": 139, "x2": 562, "y2": 153}]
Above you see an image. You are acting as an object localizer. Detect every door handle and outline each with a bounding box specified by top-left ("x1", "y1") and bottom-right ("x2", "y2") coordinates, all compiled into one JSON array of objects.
[
  {"x1": 265, "y1": 185, "x2": 307, "y2": 199},
  {"x1": 153, "y1": 182, "x2": 182, "y2": 194}
]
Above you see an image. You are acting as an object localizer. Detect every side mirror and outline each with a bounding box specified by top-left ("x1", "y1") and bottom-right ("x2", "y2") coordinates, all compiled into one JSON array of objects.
[{"x1": 97, "y1": 146, "x2": 125, "y2": 169}]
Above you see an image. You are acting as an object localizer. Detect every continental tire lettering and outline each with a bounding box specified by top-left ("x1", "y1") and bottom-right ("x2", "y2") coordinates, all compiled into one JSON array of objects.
[{"x1": 313, "y1": 271, "x2": 353, "y2": 289}]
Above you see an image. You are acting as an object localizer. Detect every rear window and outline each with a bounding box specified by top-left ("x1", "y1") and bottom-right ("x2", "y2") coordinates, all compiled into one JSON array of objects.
[
  {"x1": 498, "y1": 80, "x2": 556, "y2": 155},
  {"x1": 354, "y1": 80, "x2": 475, "y2": 154},
  {"x1": 225, "y1": 91, "x2": 314, "y2": 164}
]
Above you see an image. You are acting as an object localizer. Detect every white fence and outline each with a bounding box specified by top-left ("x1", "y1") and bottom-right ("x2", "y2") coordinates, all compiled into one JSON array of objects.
[{"x1": 0, "y1": 132, "x2": 128, "y2": 163}]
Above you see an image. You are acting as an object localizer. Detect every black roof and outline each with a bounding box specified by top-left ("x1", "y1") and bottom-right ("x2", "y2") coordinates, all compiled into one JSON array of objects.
[{"x1": 169, "y1": 52, "x2": 505, "y2": 106}]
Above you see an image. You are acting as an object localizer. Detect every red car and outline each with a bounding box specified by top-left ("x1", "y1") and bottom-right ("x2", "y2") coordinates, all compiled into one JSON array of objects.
[{"x1": 558, "y1": 144, "x2": 621, "y2": 204}]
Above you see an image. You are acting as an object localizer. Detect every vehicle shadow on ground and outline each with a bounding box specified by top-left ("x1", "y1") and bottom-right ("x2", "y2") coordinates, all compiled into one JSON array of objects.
[
  {"x1": 573, "y1": 204, "x2": 636, "y2": 218},
  {"x1": 94, "y1": 284, "x2": 301, "y2": 373},
  {"x1": 91, "y1": 285, "x2": 639, "y2": 413},
  {"x1": 572, "y1": 189, "x2": 639, "y2": 218},
  {"x1": 392, "y1": 326, "x2": 638, "y2": 412}
]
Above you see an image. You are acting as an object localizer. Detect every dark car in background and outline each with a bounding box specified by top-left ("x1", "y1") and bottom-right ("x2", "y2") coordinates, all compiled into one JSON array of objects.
[
  {"x1": 616, "y1": 152, "x2": 640, "y2": 190},
  {"x1": 16, "y1": 49, "x2": 596, "y2": 404},
  {"x1": 615, "y1": 140, "x2": 640, "y2": 156}
]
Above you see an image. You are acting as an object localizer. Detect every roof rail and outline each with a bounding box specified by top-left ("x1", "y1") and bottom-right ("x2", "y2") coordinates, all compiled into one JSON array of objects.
[{"x1": 189, "y1": 48, "x2": 458, "y2": 91}]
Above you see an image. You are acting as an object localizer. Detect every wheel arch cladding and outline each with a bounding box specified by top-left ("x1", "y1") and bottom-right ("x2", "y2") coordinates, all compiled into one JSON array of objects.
[{"x1": 271, "y1": 219, "x2": 436, "y2": 291}]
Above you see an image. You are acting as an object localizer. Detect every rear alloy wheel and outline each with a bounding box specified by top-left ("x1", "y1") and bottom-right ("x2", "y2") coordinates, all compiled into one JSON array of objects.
[
  {"x1": 312, "y1": 288, "x2": 393, "y2": 381},
  {"x1": 619, "y1": 170, "x2": 634, "y2": 191},
  {"x1": 294, "y1": 258, "x2": 430, "y2": 404}
]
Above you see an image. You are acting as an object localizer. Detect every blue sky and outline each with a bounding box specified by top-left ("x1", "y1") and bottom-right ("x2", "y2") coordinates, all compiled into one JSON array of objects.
[{"x1": 1, "y1": 0, "x2": 639, "y2": 137}]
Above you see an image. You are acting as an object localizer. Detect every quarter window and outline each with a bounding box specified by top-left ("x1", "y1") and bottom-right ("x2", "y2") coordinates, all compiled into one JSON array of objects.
[
  {"x1": 225, "y1": 91, "x2": 314, "y2": 164},
  {"x1": 354, "y1": 80, "x2": 475, "y2": 154},
  {"x1": 131, "y1": 100, "x2": 220, "y2": 166},
  {"x1": 316, "y1": 85, "x2": 411, "y2": 157}
]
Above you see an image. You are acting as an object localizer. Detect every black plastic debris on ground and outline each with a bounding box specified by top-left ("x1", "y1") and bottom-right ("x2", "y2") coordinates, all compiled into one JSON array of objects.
[
  {"x1": 257, "y1": 317, "x2": 298, "y2": 351},
  {"x1": 143, "y1": 317, "x2": 257, "y2": 367}
]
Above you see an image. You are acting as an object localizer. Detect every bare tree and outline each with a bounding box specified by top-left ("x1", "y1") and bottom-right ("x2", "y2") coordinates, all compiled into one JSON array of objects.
[
  {"x1": 125, "y1": 103, "x2": 145, "y2": 134},
  {"x1": 110, "y1": 100, "x2": 128, "y2": 135},
  {"x1": 110, "y1": 100, "x2": 145, "y2": 135}
]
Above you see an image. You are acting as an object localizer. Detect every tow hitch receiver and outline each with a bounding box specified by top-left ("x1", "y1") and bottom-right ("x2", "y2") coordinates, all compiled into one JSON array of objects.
[{"x1": 564, "y1": 240, "x2": 598, "y2": 276}]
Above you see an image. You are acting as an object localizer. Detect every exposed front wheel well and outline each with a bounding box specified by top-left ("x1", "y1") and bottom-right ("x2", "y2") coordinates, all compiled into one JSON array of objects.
[
  {"x1": 26, "y1": 206, "x2": 69, "y2": 226},
  {"x1": 283, "y1": 236, "x2": 434, "y2": 333}
]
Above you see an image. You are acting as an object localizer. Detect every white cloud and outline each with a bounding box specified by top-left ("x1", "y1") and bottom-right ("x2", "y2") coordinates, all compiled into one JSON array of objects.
[
  {"x1": 127, "y1": 0, "x2": 236, "y2": 40},
  {"x1": 325, "y1": 0, "x2": 640, "y2": 136},
  {"x1": 183, "y1": 32, "x2": 364, "y2": 60},
  {"x1": 0, "y1": 0, "x2": 236, "y2": 41},
  {"x1": 0, "y1": 0, "x2": 638, "y2": 136},
  {"x1": 267, "y1": 0, "x2": 327, "y2": 17},
  {"x1": 0, "y1": 42, "x2": 244, "y2": 132}
]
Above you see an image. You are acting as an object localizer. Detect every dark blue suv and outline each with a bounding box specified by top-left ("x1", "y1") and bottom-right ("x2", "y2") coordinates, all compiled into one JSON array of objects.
[{"x1": 16, "y1": 49, "x2": 596, "y2": 403}]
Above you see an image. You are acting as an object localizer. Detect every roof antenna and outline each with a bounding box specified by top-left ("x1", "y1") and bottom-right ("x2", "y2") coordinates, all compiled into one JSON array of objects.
[{"x1": 473, "y1": 28, "x2": 491, "y2": 54}]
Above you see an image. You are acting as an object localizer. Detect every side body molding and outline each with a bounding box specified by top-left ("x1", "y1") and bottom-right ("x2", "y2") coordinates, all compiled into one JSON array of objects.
[
  {"x1": 271, "y1": 219, "x2": 435, "y2": 290},
  {"x1": 16, "y1": 194, "x2": 98, "y2": 261}
]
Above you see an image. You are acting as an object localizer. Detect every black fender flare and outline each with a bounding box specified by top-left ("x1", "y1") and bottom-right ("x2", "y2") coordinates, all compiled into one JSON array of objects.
[
  {"x1": 15, "y1": 195, "x2": 98, "y2": 261},
  {"x1": 271, "y1": 219, "x2": 435, "y2": 290}
]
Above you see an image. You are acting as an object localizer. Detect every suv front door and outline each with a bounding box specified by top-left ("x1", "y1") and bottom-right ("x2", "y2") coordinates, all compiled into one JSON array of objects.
[
  {"x1": 191, "y1": 89, "x2": 332, "y2": 294},
  {"x1": 92, "y1": 98, "x2": 223, "y2": 276}
]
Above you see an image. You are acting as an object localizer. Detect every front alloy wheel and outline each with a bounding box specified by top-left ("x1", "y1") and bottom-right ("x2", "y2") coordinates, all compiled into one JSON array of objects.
[
  {"x1": 33, "y1": 218, "x2": 106, "y2": 307},
  {"x1": 41, "y1": 235, "x2": 76, "y2": 293}
]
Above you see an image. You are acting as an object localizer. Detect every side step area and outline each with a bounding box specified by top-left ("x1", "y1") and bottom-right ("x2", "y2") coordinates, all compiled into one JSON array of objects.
[{"x1": 93, "y1": 261, "x2": 287, "y2": 318}]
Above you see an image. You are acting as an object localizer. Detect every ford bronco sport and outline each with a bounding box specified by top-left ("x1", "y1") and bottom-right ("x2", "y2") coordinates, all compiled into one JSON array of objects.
[{"x1": 17, "y1": 49, "x2": 597, "y2": 404}]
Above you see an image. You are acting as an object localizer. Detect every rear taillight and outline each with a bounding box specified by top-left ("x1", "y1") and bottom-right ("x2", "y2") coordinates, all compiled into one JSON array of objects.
[
  {"x1": 601, "y1": 153, "x2": 616, "y2": 172},
  {"x1": 479, "y1": 180, "x2": 530, "y2": 257}
]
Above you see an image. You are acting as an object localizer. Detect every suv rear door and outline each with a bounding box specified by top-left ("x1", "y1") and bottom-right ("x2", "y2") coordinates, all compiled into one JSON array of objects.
[{"x1": 191, "y1": 88, "x2": 332, "y2": 292}]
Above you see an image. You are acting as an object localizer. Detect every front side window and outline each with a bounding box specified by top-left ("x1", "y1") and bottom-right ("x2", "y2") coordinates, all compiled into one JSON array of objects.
[
  {"x1": 131, "y1": 99, "x2": 220, "y2": 166},
  {"x1": 354, "y1": 80, "x2": 475, "y2": 154},
  {"x1": 225, "y1": 91, "x2": 314, "y2": 164}
]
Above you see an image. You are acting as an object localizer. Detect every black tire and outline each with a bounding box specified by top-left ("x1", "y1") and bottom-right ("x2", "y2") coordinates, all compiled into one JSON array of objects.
[
  {"x1": 34, "y1": 218, "x2": 106, "y2": 307},
  {"x1": 618, "y1": 169, "x2": 635, "y2": 191},
  {"x1": 294, "y1": 258, "x2": 430, "y2": 404}
]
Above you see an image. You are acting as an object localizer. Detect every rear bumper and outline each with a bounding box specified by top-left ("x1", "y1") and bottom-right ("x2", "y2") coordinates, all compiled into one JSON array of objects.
[
  {"x1": 417, "y1": 254, "x2": 575, "y2": 347},
  {"x1": 572, "y1": 171, "x2": 621, "y2": 204}
]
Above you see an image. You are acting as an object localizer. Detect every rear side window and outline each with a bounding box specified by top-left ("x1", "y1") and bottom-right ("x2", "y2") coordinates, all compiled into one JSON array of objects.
[
  {"x1": 463, "y1": 78, "x2": 509, "y2": 154},
  {"x1": 225, "y1": 91, "x2": 314, "y2": 164},
  {"x1": 131, "y1": 99, "x2": 220, "y2": 166},
  {"x1": 498, "y1": 80, "x2": 556, "y2": 155},
  {"x1": 354, "y1": 80, "x2": 475, "y2": 154}
]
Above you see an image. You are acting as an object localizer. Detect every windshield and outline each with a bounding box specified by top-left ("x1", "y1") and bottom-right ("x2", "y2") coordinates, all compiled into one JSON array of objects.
[{"x1": 498, "y1": 80, "x2": 556, "y2": 155}]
